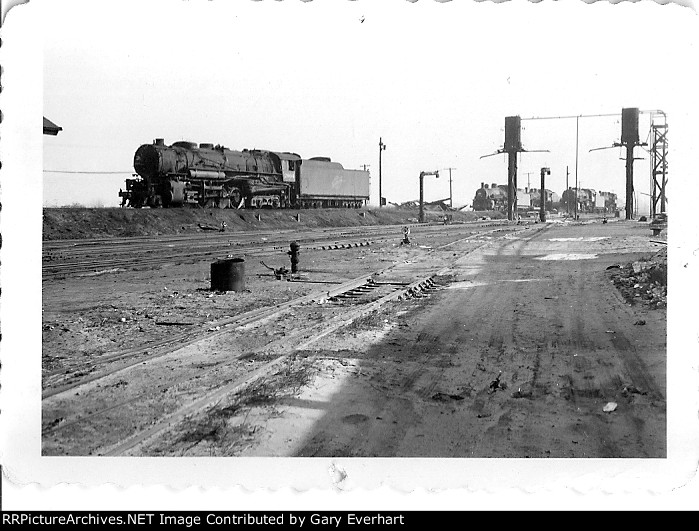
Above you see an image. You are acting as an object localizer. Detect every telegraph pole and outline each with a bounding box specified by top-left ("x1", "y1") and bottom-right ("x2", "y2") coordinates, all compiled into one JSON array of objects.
[
  {"x1": 442, "y1": 167, "x2": 456, "y2": 208},
  {"x1": 378, "y1": 138, "x2": 386, "y2": 207},
  {"x1": 575, "y1": 116, "x2": 579, "y2": 220},
  {"x1": 524, "y1": 172, "x2": 536, "y2": 191},
  {"x1": 565, "y1": 165, "x2": 569, "y2": 216}
]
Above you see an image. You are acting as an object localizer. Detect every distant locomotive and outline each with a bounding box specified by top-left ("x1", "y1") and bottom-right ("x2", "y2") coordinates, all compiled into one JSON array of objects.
[
  {"x1": 560, "y1": 188, "x2": 618, "y2": 214},
  {"x1": 560, "y1": 188, "x2": 593, "y2": 214},
  {"x1": 119, "y1": 139, "x2": 370, "y2": 209},
  {"x1": 596, "y1": 191, "x2": 618, "y2": 214},
  {"x1": 472, "y1": 183, "x2": 508, "y2": 211},
  {"x1": 472, "y1": 183, "x2": 534, "y2": 212},
  {"x1": 473, "y1": 183, "x2": 616, "y2": 215}
]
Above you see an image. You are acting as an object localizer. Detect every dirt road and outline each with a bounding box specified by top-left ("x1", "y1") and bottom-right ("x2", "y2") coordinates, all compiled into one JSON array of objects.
[
  {"x1": 88, "y1": 219, "x2": 664, "y2": 458},
  {"x1": 274, "y1": 221, "x2": 667, "y2": 458}
]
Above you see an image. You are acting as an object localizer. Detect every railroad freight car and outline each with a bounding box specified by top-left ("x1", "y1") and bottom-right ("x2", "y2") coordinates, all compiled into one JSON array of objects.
[{"x1": 119, "y1": 139, "x2": 370, "y2": 209}]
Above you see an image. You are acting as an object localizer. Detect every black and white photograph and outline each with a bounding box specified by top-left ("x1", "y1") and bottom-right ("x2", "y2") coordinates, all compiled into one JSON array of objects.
[{"x1": 1, "y1": 0, "x2": 698, "y2": 510}]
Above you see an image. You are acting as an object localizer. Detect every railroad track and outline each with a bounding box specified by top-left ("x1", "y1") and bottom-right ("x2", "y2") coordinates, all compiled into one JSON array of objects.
[
  {"x1": 42, "y1": 223, "x2": 535, "y2": 456},
  {"x1": 43, "y1": 222, "x2": 520, "y2": 396},
  {"x1": 99, "y1": 273, "x2": 447, "y2": 456},
  {"x1": 42, "y1": 220, "x2": 512, "y2": 279},
  {"x1": 42, "y1": 270, "x2": 443, "y2": 454}
]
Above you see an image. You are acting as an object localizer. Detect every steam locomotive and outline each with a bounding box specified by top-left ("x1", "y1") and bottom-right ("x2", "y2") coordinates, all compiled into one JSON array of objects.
[
  {"x1": 473, "y1": 183, "x2": 617, "y2": 215},
  {"x1": 471, "y1": 183, "x2": 533, "y2": 212},
  {"x1": 119, "y1": 139, "x2": 370, "y2": 209},
  {"x1": 560, "y1": 188, "x2": 617, "y2": 214},
  {"x1": 472, "y1": 183, "x2": 508, "y2": 211}
]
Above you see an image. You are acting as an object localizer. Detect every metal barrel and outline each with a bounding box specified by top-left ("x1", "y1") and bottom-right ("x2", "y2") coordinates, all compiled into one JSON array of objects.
[{"x1": 211, "y1": 257, "x2": 245, "y2": 292}]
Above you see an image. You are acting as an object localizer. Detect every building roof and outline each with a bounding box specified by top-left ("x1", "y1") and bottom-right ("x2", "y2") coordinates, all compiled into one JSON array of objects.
[{"x1": 43, "y1": 117, "x2": 62, "y2": 135}]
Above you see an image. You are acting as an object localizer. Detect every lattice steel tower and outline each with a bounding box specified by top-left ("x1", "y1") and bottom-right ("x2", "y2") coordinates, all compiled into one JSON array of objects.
[{"x1": 649, "y1": 112, "x2": 668, "y2": 218}]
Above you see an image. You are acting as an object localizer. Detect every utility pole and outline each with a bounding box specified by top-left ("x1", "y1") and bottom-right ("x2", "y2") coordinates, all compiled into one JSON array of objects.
[
  {"x1": 575, "y1": 116, "x2": 579, "y2": 220},
  {"x1": 442, "y1": 167, "x2": 456, "y2": 208},
  {"x1": 524, "y1": 172, "x2": 536, "y2": 191},
  {"x1": 378, "y1": 138, "x2": 386, "y2": 207},
  {"x1": 565, "y1": 165, "x2": 570, "y2": 216}
]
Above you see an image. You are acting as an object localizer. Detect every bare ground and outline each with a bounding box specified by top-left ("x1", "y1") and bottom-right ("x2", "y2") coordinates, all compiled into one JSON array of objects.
[
  {"x1": 42, "y1": 214, "x2": 666, "y2": 458},
  {"x1": 151, "y1": 222, "x2": 666, "y2": 458}
]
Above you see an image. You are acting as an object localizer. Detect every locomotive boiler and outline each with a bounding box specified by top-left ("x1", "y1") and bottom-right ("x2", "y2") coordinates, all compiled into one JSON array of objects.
[{"x1": 119, "y1": 139, "x2": 370, "y2": 209}]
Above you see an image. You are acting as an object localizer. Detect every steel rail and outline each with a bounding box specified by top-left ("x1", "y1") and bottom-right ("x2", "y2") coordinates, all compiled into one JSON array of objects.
[
  {"x1": 45, "y1": 224, "x2": 539, "y2": 455},
  {"x1": 42, "y1": 221, "x2": 512, "y2": 279}
]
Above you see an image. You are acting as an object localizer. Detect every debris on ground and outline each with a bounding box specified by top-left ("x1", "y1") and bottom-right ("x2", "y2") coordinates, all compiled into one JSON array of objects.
[
  {"x1": 431, "y1": 392, "x2": 465, "y2": 402},
  {"x1": 603, "y1": 402, "x2": 618, "y2": 413},
  {"x1": 260, "y1": 261, "x2": 289, "y2": 280},
  {"x1": 622, "y1": 385, "x2": 646, "y2": 397},
  {"x1": 197, "y1": 223, "x2": 221, "y2": 231},
  {"x1": 609, "y1": 248, "x2": 667, "y2": 309},
  {"x1": 488, "y1": 371, "x2": 507, "y2": 393}
]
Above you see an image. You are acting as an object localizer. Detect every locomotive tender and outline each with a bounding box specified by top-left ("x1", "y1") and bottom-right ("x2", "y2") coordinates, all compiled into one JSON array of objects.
[{"x1": 119, "y1": 139, "x2": 370, "y2": 209}]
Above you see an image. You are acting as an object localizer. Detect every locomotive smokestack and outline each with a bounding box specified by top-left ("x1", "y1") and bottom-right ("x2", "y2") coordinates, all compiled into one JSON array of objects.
[{"x1": 154, "y1": 138, "x2": 165, "y2": 146}]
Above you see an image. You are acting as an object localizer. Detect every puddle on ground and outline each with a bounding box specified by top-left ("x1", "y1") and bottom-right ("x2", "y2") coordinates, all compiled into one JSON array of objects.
[
  {"x1": 444, "y1": 281, "x2": 488, "y2": 289},
  {"x1": 535, "y1": 253, "x2": 598, "y2": 261},
  {"x1": 445, "y1": 278, "x2": 542, "y2": 289},
  {"x1": 548, "y1": 237, "x2": 609, "y2": 242}
]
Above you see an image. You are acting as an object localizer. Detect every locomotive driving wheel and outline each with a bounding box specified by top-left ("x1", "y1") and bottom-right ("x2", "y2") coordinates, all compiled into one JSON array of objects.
[{"x1": 225, "y1": 185, "x2": 242, "y2": 209}]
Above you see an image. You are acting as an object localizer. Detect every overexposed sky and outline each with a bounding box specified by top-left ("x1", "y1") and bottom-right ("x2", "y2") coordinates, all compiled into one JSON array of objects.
[{"x1": 37, "y1": 0, "x2": 696, "y2": 211}]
